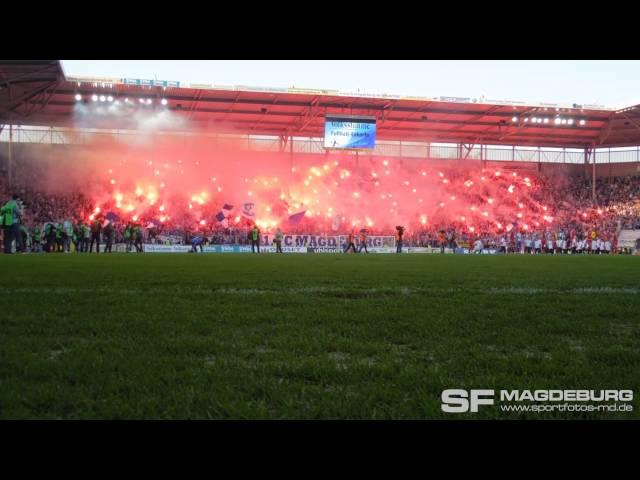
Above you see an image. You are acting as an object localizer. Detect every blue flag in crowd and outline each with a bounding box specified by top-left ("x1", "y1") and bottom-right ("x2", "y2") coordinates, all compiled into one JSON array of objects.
[
  {"x1": 215, "y1": 203, "x2": 234, "y2": 227},
  {"x1": 214, "y1": 203, "x2": 234, "y2": 224},
  {"x1": 105, "y1": 211, "x2": 120, "y2": 222}
]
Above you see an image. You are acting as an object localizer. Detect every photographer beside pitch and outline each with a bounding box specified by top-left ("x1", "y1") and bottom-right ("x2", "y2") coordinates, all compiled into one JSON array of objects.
[{"x1": 191, "y1": 234, "x2": 207, "y2": 253}]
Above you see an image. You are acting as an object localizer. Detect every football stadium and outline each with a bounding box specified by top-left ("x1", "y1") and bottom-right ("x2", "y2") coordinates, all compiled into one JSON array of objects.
[{"x1": 1, "y1": 60, "x2": 639, "y2": 419}]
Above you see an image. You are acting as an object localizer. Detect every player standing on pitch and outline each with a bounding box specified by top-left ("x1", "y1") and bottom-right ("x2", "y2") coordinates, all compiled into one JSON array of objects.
[
  {"x1": 103, "y1": 221, "x2": 114, "y2": 253},
  {"x1": 89, "y1": 216, "x2": 102, "y2": 253},
  {"x1": 344, "y1": 231, "x2": 357, "y2": 253},
  {"x1": 55, "y1": 222, "x2": 63, "y2": 252},
  {"x1": 395, "y1": 226, "x2": 404, "y2": 253},
  {"x1": 358, "y1": 229, "x2": 368, "y2": 253},
  {"x1": 275, "y1": 227, "x2": 284, "y2": 253},
  {"x1": 124, "y1": 223, "x2": 133, "y2": 252},
  {"x1": 45, "y1": 222, "x2": 56, "y2": 253},
  {"x1": 133, "y1": 224, "x2": 144, "y2": 253},
  {"x1": 82, "y1": 222, "x2": 91, "y2": 253}
]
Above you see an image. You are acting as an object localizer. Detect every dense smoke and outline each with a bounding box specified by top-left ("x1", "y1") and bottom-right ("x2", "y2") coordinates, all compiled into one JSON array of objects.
[{"x1": 2, "y1": 104, "x2": 583, "y2": 235}]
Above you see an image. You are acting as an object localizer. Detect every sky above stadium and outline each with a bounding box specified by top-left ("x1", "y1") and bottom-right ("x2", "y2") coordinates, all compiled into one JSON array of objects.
[{"x1": 61, "y1": 60, "x2": 640, "y2": 109}]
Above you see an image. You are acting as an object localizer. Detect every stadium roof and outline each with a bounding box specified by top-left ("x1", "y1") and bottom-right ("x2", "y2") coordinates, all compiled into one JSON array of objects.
[{"x1": 3, "y1": 60, "x2": 640, "y2": 149}]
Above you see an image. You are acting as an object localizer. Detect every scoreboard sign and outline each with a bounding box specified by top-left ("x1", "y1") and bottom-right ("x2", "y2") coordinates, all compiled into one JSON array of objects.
[{"x1": 324, "y1": 115, "x2": 376, "y2": 150}]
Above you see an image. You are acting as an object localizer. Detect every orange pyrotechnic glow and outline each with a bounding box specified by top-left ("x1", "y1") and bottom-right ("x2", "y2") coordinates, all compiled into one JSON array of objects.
[{"x1": 53, "y1": 135, "x2": 586, "y2": 238}]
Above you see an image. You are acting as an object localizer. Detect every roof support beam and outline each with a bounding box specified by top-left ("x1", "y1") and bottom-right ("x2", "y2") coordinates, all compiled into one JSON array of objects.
[
  {"x1": 188, "y1": 89, "x2": 203, "y2": 120},
  {"x1": 17, "y1": 99, "x2": 605, "y2": 135},
  {"x1": 21, "y1": 84, "x2": 59, "y2": 119},
  {"x1": 621, "y1": 112, "x2": 640, "y2": 133},
  {"x1": 462, "y1": 143, "x2": 476, "y2": 159},
  {"x1": 56, "y1": 88, "x2": 612, "y2": 120},
  {"x1": 296, "y1": 96, "x2": 322, "y2": 134},
  {"x1": 597, "y1": 112, "x2": 616, "y2": 144},
  {"x1": 224, "y1": 92, "x2": 242, "y2": 117},
  {"x1": 380, "y1": 102, "x2": 394, "y2": 125},
  {"x1": 0, "y1": 79, "x2": 59, "y2": 117},
  {"x1": 0, "y1": 64, "x2": 58, "y2": 88},
  {"x1": 449, "y1": 105, "x2": 501, "y2": 133}
]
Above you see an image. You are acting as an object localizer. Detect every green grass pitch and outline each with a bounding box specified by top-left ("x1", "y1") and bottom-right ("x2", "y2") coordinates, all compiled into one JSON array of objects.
[{"x1": 1, "y1": 253, "x2": 638, "y2": 419}]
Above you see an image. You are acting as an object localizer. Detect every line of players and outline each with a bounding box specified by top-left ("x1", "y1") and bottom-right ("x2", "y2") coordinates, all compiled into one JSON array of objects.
[
  {"x1": 18, "y1": 219, "x2": 145, "y2": 254},
  {"x1": 484, "y1": 234, "x2": 614, "y2": 254},
  {"x1": 5, "y1": 205, "x2": 618, "y2": 257},
  {"x1": 343, "y1": 230, "x2": 372, "y2": 253}
]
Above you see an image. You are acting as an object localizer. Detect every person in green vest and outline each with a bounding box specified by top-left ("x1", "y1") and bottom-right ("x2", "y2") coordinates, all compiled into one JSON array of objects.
[
  {"x1": 55, "y1": 222, "x2": 63, "y2": 253},
  {"x1": 82, "y1": 222, "x2": 91, "y2": 253},
  {"x1": 44, "y1": 222, "x2": 54, "y2": 253},
  {"x1": 1, "y1": 194, "x2": 23, "y2": 254},
  {"x1": 62, "y1": 220, "x2": 73, "y2": 253},
  {"x1": 32, "y1": 225, "x2": 42, "y2": 253},
  {"x1": 250, "y1": 225, "x2": 260, "y2": 253}
]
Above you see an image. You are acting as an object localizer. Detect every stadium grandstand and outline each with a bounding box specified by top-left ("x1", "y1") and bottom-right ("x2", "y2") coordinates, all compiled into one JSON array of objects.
[
  {"x1": 1, "y1": 60, "x2": 640, "y2": 254},
  {"x1": 2, "y1": 60, "x2": 640, "y2": 421}
]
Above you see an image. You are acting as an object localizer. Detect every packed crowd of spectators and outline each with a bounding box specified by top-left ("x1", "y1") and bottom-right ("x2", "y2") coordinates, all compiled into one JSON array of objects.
[{"x1": 2, "y1": 169, "x2": 640, "y2": 252}]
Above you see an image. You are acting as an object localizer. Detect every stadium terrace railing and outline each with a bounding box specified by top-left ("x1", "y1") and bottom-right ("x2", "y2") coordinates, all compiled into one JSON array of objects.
[{"x1": 2, "y1": 126, "x2": 640, "y2": 165}]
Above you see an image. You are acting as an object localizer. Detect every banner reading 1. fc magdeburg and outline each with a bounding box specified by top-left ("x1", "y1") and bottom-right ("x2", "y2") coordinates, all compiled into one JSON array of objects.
[
  {"x1": 263, "y1": 234, "x2": 395, "y2": 251},
  {"x1": 324, "y1": 115, "x2": 377, "y2": 149},
  {"x1": 143, "y1": 235, "x2": 397, "y2": 253}
]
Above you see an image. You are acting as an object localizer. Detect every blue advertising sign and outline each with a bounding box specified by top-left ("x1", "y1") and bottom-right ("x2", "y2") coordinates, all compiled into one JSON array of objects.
[{"x1": 122, "y1": 78, "x2": 180, "y2": 88}]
